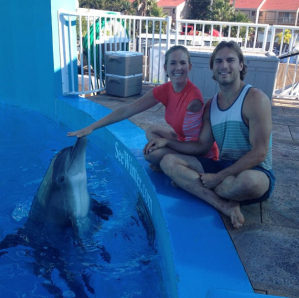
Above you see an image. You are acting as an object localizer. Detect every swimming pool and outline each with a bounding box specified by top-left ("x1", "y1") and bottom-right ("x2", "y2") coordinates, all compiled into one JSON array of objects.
[{"x1": 0, "y1": 103, "x2": 167, "y2": 297}]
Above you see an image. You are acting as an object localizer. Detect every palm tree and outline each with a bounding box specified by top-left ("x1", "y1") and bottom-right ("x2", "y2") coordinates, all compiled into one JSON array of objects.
[
  {"x1": 231, "y1": 11, "x2": 252, "y2": 38},
  {"x1": 188, "y1": 0, "x2": 211, "y2": 20},
  {"x1": 150, "y1": 2, "x2": 167, "y2": 17},
  {"x1": 147, "y1": 2, "x2": 168, "y2": 33},
  {"x1": 233, "y1": 11, "x2": 251, "y2": 23},
  {"x1": 121, "y1": 0, "x2": 133, "y2": 14},
  {"x1": 210, "y1": 0, "x2": 235, "y2": 22},
  {"x1": 133, "y1": 0, "x2": 147, "y2": 16},
  {"x1": 133, "y1": 0, "x2": 163, "y2": 16}
]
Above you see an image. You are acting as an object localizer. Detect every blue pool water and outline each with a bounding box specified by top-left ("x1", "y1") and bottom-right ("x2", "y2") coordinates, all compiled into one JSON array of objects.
[{"x1": 0, "y1": 104, "x2": 167, "y2": 297}]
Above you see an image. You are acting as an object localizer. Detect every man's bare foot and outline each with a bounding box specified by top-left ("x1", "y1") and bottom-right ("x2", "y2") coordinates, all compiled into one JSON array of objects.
[
  {"x1": 222, "y1": 200, "x2": 245, "y2": 229},
  {"x1": 149, "y1": 164, "x2": 162, "y2": 172}
]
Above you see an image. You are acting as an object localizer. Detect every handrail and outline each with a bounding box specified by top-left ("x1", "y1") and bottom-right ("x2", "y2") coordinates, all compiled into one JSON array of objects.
[
  {"x1": 58, "y1": 8, "x2": 299, "y2": 99},
  {"x1": 58, "y1": 9, "x2": 171, "y2": 95}
]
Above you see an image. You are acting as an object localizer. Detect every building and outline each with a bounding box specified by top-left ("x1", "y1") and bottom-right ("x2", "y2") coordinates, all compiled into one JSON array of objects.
[
  {"x1": 128, "y1": 0, "x2": 190, "y2": 22},
  {"x1": 233, "y1": 0, "x2": 299, "y2": 25},
  {"x1": 157, "y1": 0, "x2": 190, "y2": 25},
  {"x1": 129, "y1": 0, "x2": 299, "y2": 27}
]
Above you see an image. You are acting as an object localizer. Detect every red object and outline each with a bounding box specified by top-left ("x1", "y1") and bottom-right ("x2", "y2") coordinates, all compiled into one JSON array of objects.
[
  {"x1": 208, "y1": 29, "x2": 223, "y2": 37},
  {"x1": 212, "y1": 29, "x2": 222, "y2": 36},
  {"x1": 180, "y1": 25, "x2": 194, "y2": 35}
]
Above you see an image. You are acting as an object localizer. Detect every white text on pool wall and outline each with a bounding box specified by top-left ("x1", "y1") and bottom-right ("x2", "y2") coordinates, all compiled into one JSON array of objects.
[{"x1": 114, "y1": 142, "x2": 153, "y2": 215}]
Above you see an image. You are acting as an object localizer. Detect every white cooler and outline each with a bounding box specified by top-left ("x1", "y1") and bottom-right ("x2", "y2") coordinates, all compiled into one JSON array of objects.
[
  {"x1": 105, "y1": 51, "x2": 143, "y2": 97},
  {"x1": 106, "y1": 74, "x2": 143, "y2": 98}
]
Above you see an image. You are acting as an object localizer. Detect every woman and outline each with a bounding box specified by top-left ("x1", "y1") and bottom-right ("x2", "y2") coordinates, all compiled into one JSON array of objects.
[{"x1": 68, "y1": 45, "x2": 218, "y2": 169}]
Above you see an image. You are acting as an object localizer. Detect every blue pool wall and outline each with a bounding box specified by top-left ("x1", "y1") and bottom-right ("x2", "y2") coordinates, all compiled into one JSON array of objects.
[
  {"x1": 1, "y1": 1, "x2": 287, "y2": 298},
  {"x1": 0, "y1": 0, "x2": 74, "y2": 119}
]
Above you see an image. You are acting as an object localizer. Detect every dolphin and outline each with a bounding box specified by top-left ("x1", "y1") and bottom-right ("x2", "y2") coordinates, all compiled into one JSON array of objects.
[
  {"x1": 29, "y1": 136, "x2": 111, "y2": 236},
  {"x1": 0, "y1": 137, "x2": 112, "y2": 297}
]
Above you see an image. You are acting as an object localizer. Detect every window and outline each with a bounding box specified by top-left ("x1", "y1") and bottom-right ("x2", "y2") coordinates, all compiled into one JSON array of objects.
[
  {"x1": 283, "y1": 12, "x2": 291, "y2": 23},
  {"x1": 278, "y1": 12, "x2": 294, "y2": 23},
  {"x1": 252, "y1": 11, "x2": 256, "y2": 16}
]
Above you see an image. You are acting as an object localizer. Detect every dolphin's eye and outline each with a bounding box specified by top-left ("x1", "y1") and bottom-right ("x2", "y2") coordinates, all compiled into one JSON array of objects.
[{"x1": 60, "y1": 176, "x2": 65, "y2": 182}]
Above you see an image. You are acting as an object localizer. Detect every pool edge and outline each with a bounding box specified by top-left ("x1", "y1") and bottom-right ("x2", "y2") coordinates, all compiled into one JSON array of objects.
[{"x1": 55, "y1": 96, "x2": 258, "y2": 297}]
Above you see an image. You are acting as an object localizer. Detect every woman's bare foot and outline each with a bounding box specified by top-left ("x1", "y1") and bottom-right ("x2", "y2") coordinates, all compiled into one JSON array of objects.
[
  {"x1": 222, "y1": 200, "x2": 245, "y2": 229},
  {"x1": 149, "y1": 164, "x2": 162, "y2": 172}
]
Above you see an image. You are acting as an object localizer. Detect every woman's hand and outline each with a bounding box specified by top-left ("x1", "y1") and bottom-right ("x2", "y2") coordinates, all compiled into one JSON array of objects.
[
  {"x1": 143, "y1": 138, "x2": 168, "y2": 155},
  {"x1": 67, "y1": 127, "x2": 93, "y2": 138}
]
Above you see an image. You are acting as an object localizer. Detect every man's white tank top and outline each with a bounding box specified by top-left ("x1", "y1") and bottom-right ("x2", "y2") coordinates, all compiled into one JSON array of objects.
[{"x1": 210, "y1": 84, "x2": 272, "y2": 170}]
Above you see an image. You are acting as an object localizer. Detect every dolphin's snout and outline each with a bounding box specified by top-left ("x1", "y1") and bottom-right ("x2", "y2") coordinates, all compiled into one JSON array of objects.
[
  {"x1": 73, "y1": 136, "x2": 87, "y2": 152},
  {"x1": 29, "y1": 136, "x2": 90, "y2": 226}
]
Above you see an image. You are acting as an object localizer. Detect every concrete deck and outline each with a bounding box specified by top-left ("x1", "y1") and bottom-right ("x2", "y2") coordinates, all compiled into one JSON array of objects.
[{"x1": 86, "y1": 87, "x2": 299, "y2": 298}]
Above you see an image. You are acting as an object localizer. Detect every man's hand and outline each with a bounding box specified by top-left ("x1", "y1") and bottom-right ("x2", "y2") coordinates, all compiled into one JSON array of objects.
[
  {"x1": 199, "y1": 172, "x2": 223, "y2": 189},
  {"x1": 143, "y1": 138, "x2": 168, "y2": 155}
]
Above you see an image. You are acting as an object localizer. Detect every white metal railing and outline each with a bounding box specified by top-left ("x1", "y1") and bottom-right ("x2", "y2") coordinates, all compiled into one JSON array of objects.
[
  {"x1": 174, "y1": 19, "x2": 270, "y2": 52},
  {"x1": 269, "y1": 25, "x2": 299, "y2": 99},
  {"x1": 58, "y1": 8, "x2": 299, "y2": 99},
  {"x1": 58, "y1": 9, "x2": 171, "y2": 95}
]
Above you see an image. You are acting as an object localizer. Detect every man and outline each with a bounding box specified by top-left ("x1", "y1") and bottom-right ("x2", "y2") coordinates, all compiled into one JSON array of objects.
[{"x1": 143, "y1": 41, "x2": 275, "y2": 228}]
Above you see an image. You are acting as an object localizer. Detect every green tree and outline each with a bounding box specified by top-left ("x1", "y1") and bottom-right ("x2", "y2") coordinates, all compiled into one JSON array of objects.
[
  {"x1": 132, "y1": 0, "x2": 147, "y2": 16},
  {"x1": 121, "y1": 1, "x2": 134, "y2": 14},
  {"x1": 150, "y1": 3, "x2": 167, "y2": 17},
  {"x1": 146, "y1": 0, "x2": 161, "y2": 16},
  {"x1": 76, "y1": 16, "x2": 88, "y2": 38},
  {"x1": 148, "y1": 2, "x2": 168, "y2": 33},
  {"x1": 233, "y1": 11, "x2": 251, "y2": 23},
  {"x1": 209, "y1": 0, "x2": 252, "y2": 38},
  {"x1": 131, "y1": 0, "x2": 168, "y2": 33},
  {"x1": 210, "y1": 0, "x2": 235, "y2": 22},
  {"x1": 79, "y1": 0, "x2": 107, "y2": 10},
  {"x1": 188, "y1": 0, "x2": 211, "y2": 20},
  {"x1": 230, "y1": 11, "x2": 252, "y2": 38},
  {"x1": 131, "y1": 0, "x2": 166, "y2": 17}
]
